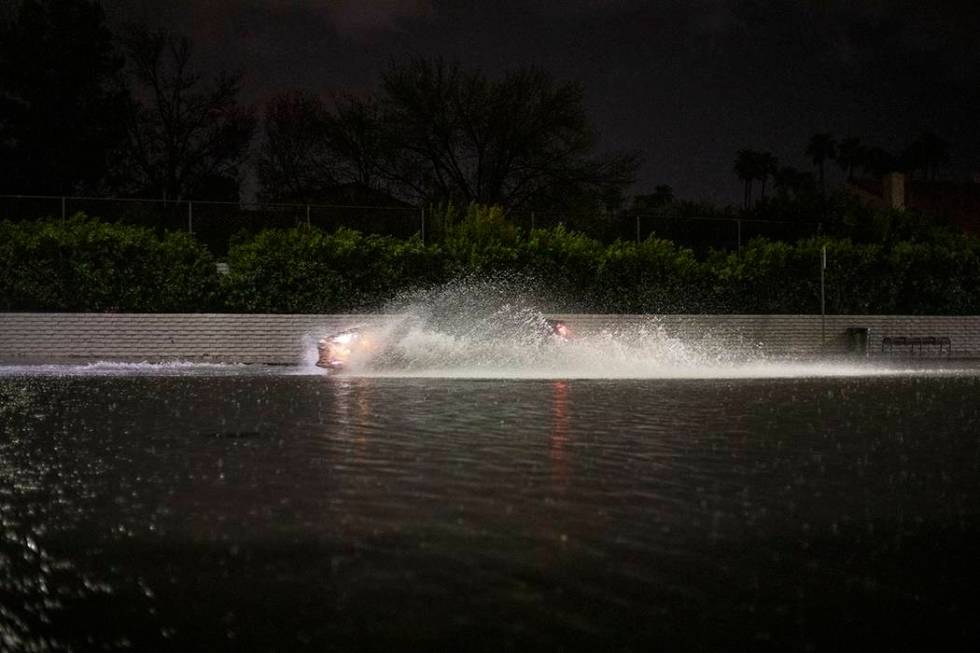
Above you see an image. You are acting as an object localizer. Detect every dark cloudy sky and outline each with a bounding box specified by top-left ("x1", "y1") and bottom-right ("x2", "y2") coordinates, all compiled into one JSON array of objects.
[{"x1": 103, "y1": 1, "x2": 980, "y2": 203}]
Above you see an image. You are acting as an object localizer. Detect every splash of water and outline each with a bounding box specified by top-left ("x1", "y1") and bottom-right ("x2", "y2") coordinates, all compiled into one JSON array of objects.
[
  {"x1": 319, "y1": 278, "x2": 971, "y2": 379},
  {"x1": 336, "y1": 318, "x2": 960, "y2": 379},
  {"x1": 0, "y1": 361, "x2": 252, "y2": 378}
]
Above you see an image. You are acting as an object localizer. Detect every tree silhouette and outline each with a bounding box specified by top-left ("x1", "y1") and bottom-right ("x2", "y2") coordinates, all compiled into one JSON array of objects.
[
  {"x1": 836, "y1": 137, "x2": 863, "y2": 180},
  {"x1": 114, "y1": 27, "x2": 255, "y2": 201},
  {"x1": 375, "y1": 57, "x2": 638, "y2": 210},
  {"x1": 256, "y1": 91, "x2": 336, "y2": 202},
  {"x1": 773, "y1": 166, "x2": 814, "y2": 198},
  {"x1": 0, "y1": 0, "x2": 127, "y2": 194},
  {"x1": 757, "y1": 151, "x2": 778, "y2": 200},
  {"x1": 734, "y1": 149, "x2": 757, "y2": 209},
  {"x1": 650, "y1": 184, "x2": 675, "y2": 206},
  {"x1": 901, "y1": 132, "x2": 949, "y2": 180},
  {"x1": 322, "y1": 95, "x2": 392, "y2": 189},
  {"x1": 805, "y1": 133, "x2": 837, "y2": 193},
  {"x1": 733, "y1": 149, "x2": 776, "y2": 207},
  {"x1": 632, "y1": 185, "x2": 674, "y2": 210},
  {"x1": 860, "y1": 146, "x2": 898, "y2": 178}
]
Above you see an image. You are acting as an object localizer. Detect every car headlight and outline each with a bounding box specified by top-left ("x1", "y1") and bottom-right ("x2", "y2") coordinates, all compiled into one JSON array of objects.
[{"x1": 331, "y1": 332, "x2": 358, "y2": 345}]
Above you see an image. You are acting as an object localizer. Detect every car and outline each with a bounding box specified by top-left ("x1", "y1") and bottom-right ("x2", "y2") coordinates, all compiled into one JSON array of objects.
[
  {"x1": 315, "y1": 318, "x2": 570, "y2": 370},
  {"x1": 315, "y1": 327, "x2": 372, "y2": 370}
]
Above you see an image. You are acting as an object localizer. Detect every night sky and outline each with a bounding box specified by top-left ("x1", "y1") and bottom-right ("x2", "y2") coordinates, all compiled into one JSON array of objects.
[{"x1": 102, "y1": 1, "x2": 980, "y2": 204}]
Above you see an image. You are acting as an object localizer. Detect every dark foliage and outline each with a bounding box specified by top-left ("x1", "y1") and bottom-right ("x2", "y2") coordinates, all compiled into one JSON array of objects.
[
  {"x1": 0, "y1": 215, "x2": 221, "y2": 311},
  {"x1": 222, "y1": 227, "x2": 447, "y2": 313},
  {"x1": 112, "y1": 26, "x2": 255, "y2": 201},
  {"x1": 256, "y1": 91, "x2": 338, "y2": 202},
  {"x1": 378, "y1": 58, "x2": 639, "y2": 211},
  {"x1": 256, "y1": 91, "x2": 395, "y2": 205},
  {"x1": 256, "y1": 58, "x2": 638, "y2": 216},
  {"x1": 217, "y1": 206, "x2": 980, "y2": 315},
  {"x1": 4, "y1": 210, "x2": 980, "y2": 315},
  {"x1": 0, "y1": 0, "x2": 127, "y2": 194}
]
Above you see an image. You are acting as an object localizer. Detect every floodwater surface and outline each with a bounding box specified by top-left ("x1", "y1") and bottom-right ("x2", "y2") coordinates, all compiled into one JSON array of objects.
[{"x1": 2, "y1": 368, "x2": 980, "y2": 650}]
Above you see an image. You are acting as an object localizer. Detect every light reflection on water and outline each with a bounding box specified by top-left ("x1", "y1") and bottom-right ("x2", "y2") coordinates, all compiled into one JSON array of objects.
[{"x1": 2, "y1": 372, "x2": 980, "y2": 649}]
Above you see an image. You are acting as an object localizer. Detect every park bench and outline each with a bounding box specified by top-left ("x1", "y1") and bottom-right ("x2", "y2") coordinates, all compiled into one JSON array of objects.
[{"x1": 881, "y1": 335, "x2": 951, "y2": 355}]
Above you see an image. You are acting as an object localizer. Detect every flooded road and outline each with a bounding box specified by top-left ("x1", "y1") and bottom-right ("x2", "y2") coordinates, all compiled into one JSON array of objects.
[{"x1": 2, "y1": 370, "x2": 979, "y2": 650}]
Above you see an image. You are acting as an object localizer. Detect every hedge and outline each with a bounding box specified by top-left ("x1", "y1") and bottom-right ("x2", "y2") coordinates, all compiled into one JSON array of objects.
[
  {"x1": 4, "y1": 212, "x2": 980, "y2": 314},
  {"x1": 222, "y1": 227, "x2": 446, "y2": 312},
  {"x1": 0, "y1": 214, "x2": 220, "y2": 311}
]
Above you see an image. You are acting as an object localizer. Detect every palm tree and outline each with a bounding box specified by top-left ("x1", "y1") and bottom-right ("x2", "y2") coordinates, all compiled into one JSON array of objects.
[
  {"x1": 757, "y1": 151, "x2": 778, "y2": 200},
  {"x1": 860, "y1": 146, "x2": 897, "y2": 178},
  {"x1": 902, "y1": 132, "x2": 949, "y2": 180},
  {"x1": 774, "y1": 166, "x2": 813, "y2": 198},
  {"x1": 649, "y1": 184, "x2": 674, "y2": 206},
  {"x1": 632, "y1": 184, "x2": 674, "y2": 210},
  {"x1": 734, "y1": 149, "x2": 757, "y2": 209},
  {"x1": 836, "y1": 136, "x2": 863, "y2": 180},
  {"x1": 805, "y1": 133, "x2": 837, "y2": 193}
]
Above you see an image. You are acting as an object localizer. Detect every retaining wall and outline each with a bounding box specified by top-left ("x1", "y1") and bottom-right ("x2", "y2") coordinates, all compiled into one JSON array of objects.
[{"x1": 1, "y1": 313, "x2": 978, "y2": 364}]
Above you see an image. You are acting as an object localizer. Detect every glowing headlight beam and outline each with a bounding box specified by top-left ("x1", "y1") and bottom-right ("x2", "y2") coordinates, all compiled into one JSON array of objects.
[{"x1": 331, "y1": 332, "x2": 358, "y2": 345}]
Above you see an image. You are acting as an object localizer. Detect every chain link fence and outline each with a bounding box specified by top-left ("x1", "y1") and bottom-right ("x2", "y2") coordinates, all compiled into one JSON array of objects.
[
  {"x1": 0, "y1": 195, "x2": 423, "y2": 255},
  {"x1": 632, "y1": 213, "x2": 823, "y2": 252},
  {"x1": 507, "y1": 209, "x2": 822, "y2": 253},
  {"x1": 1, "y1": 194, "x2": 821, "y2": 255}
]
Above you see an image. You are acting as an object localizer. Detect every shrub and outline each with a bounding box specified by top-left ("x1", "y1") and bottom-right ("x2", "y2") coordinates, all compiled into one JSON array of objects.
[
  {"x1": 222, "y1": 227, "x2": 448, "y2": 312},
  {"x1": 5, "y1": 206, "x2": 980, "y2": 315},
  {"x1": 596, "y1": 236, "x2": 703, "y2": 312},
  {"x1": 0, "y1": 214, "x2": 220, "y2": 311},
  {"x1": 441, "y1": 204, "x2": 524, "y2": 274}
]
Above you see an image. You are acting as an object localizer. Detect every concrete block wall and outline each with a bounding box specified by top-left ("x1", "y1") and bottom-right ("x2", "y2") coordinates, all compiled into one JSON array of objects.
[
  {"x1": 553, "y1": 314, "x2": 980, "y2": 357},
  {"x1": 0, "y1": 314, "x2": 383, "y2": 364},
  {"x1": 1, "y1": 313, "x2": 978, "y2": 364}
]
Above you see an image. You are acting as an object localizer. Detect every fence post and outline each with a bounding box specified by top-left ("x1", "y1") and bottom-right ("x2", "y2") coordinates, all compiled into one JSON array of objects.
[
  {"x1": 306, "y1": 204, "x2": 311, "y2": 228},
  {"x1": 737, "y1": 219, "x2": 742, "y2": 252},
  {"x1": 531, "y1": 211, "x2": 536, "y2": 231},
  {"x1": 821, "y1": 246, "x2": 827, "y2": 346},
  {"x1": 187, "y1": 201, "x2": 193, "y2": 234},
  {"x1": 420, "y1": 207, "x2": 426, "y2": 245},
  {"x1": 635, "y1": 213, "x2": 641, "y2": 244},
  {"x1": 61, "y1": 196, "x2": 66, "y2": 220}
]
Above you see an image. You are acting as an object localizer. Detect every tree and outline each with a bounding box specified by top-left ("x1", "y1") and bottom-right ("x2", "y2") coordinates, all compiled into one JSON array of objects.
[
  {"x1": 0, "y1": 0, "x2": 127, "y2": 194},
  {"x1": 257, "y1": 91, "x2": 399, "y2": 203},
  {"x1": 633, "y1": 185, "x2": 674, "y2": 210},
  {"x1": 115, "y1": 27, "x2": 255, "y2": 201},
  {"x1": 258, "y1": 58, "x2": 636, "y2": 214},
  {"x1": 805, "y1": 133, "x2": 837, "y2": 193},
  {"x1": 734, "y1": 150, "x2": 777, "y2": 207},
  {"x1": 323, "y1": 95, "x2": 392, "y2": 189},
  {"x1": 256, "y1": 91, "x2": 335, "y2": 202},
  {"x1": 901, "y1": 132, "x2": 949, "y2": 180},
  {"x1": 860, "y1": 146, "x2": 898, "y2": 178},
  {"x1": 375, "y1": 58, "x2": 638, "y2": 210},
  {"x1": 836, "y1": 136, "x2": 863, "y2": 180},
  {"x1": 773, "y1": 166, "x2": 814, "y2": 199},
  {"x1": 757, "y1": 151, "x2": 778, "y2": 200},
  {"x1": 734, "y1": 149, "x2": 758, "y2": 209}
]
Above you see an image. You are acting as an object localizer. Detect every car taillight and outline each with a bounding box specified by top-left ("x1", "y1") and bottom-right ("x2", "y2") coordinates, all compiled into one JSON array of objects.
[{"x1": 556, "y1": 323, "x2": 569, "y2": 337}]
